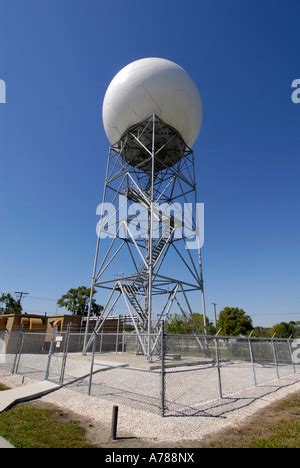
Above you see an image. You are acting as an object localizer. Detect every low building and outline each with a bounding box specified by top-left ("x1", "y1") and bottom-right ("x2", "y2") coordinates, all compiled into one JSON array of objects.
[{"x1": 0, "y1": 313, "x2": 124, "y2": 354}]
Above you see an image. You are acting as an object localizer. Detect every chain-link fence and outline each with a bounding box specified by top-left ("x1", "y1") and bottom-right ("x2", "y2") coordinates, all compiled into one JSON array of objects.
[
  {"x1": 0, "y1": 327, "x2": 299, "y2": 417},
  {"x1": 163, "y1": 334, "x2": 298, "y2": 416}
]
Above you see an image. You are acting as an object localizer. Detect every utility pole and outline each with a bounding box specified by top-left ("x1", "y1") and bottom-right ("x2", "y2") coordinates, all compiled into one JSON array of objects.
[
  {"x1": 15, "y1": 291, "x2": 29, "y2": 304},
  {"x1": 212, "y1": 302, "x2": 218, "y2": 327}
]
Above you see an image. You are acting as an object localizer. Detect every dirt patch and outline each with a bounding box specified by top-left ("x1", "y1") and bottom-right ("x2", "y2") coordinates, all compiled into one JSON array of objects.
[
  {"x1": 29, "y1": 400, "x2": 200, "y2": 448},
  {"x1": 29, "y1": 401, "x2": 148, "y2": 448}
]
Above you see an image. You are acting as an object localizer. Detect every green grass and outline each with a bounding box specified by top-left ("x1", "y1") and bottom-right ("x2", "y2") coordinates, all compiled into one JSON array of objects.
[
  {"x1": 251, "y1": 419, "x2": 300, "y2": 448},
  {"x1": 0, "y1": 404, "x2": 97, "y2": 448},
  {"x1": 207, "y1": 393, "x2": 300, "y2": 448},
  {"x1": 0, "y1": 383, "x2": 10, "y2": 391}
]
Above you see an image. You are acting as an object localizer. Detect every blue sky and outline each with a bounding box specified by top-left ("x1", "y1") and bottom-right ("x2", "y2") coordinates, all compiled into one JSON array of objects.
[{"x1": 0, "y1": 0, "x2": 299, "y2": 326}]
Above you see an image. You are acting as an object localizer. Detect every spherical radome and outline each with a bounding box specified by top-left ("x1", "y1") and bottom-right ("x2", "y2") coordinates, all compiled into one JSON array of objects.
[{"x1": 102, "y1": 58, "x2": 203, "y2": 147}]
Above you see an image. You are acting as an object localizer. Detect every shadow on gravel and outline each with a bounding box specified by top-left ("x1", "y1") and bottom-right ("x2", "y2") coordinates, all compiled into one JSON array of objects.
[{"x1": 165, "y1": 379, "x2": 299, "y2": 418}]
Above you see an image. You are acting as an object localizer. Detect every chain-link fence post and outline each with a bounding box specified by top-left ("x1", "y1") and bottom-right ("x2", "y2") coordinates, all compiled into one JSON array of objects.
[
  {"x1": 88, "y1": 331, "x2": 97, "y2": 396},
  {"x1": 115, "y1": 316, "x2": 120, "y2": 354},
  {"x1": 271, "y1": 336, "x2": 280, "y2": 380},
  {"x1": 100, "y1": 330, "x2": 103, "y2": 354},
  {"x1": 122, "y1": 329, "x2": 125, "y2": 354},
  {"x1": 0, "y1": 331, "x2": 6, "y2": 367},
  {"x1": 12, "y1": 326, "x2": 25, "y2": 374},
  {"x1": 160, "y1": 322, "x2": 165, "y2": 417},
  {"x1": 45, "y1": 326, "x2": 57, "y2": 381},
  {"x1": 288, "y1": 336, "x2": 296, "y2": 374},
  {"x1": 215, "y1": 330, "x2": 223, "y2": 399},
  {"x1": 248, "y1": 333, "x2": 257, "y2": 387},
  {"x1": 59, "y1": 323, "x2": 71, "y2": 385}
]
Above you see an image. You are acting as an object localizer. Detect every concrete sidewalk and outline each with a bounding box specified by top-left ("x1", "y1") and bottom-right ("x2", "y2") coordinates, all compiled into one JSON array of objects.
[
  {"x1": 0, "y1": 381, "x2": 60, "y2": 413},
  {"x1": 0, "y1": 436, "x2": 14, "y2": 448},
  {"x1": 0, "y1": 361, "x2": 128, "y2": 413}
]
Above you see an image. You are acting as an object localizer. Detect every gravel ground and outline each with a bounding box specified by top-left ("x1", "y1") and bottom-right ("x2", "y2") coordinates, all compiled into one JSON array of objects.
[
  {"x1": 66, "y1": 360, "x2": 299, "y2": 416},
  {"x1": 1, "y1": 353, "x2": 300, "y2": 443},
  {"x1": 40, "y1": 375, "x2": 300, "y2": 442}
]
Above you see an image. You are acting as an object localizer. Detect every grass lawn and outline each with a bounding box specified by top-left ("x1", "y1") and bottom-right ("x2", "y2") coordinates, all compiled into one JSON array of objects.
[
  {"x1": 0, "y1": 403, "x2": 98, "y2": 448},
  {"x1": 205, "y1": 392, "x2": 300, "y2": 448},
  {"x1": 0, "y1": 383, "x2": 10, "y2": 391}
]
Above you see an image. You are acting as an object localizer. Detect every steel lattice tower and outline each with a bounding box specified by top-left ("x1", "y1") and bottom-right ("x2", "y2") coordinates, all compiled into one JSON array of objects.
[{"x1": 83, "y1": 115, "x2": 207, "y2": 360}]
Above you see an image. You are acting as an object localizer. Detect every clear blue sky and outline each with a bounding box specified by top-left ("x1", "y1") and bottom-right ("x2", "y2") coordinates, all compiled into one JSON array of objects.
[{"x1": 0, "y1": 0, "x2": 299, "y2": 326}]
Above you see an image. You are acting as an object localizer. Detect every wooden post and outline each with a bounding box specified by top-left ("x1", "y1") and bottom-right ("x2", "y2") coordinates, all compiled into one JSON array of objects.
[{"x1": 111, "y1": 405, "x2": 119, "y2": 440}]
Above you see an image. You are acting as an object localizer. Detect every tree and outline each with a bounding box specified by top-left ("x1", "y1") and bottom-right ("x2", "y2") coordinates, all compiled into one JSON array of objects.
[
  {"x1": 57, "y1": 286, "x2": 103, "y2": 317},
  {"x1": 251, "y1": 326, "x2": 271, "y2": 338},
  {"x1": 0, "y1": 294, "x2": 22, "y2": 315},
  {"x1": 270, "y1": 322, "x2": 295, "y2": 339},
  {"x1": 186, "y1": 313, "x2": 216, "y2": 335},
  {"x1": 217, "y1": 307, "x2": 253, "y2": 336},
  {"x1": 167, "y1": 313, "x2": 216, "y2": 335},
  {"x1": 167, "y1": 315, "x2": 189, "y2": 334},
  {"x1": 293, "y1": 321, "x2": 300, "y2": 338}
]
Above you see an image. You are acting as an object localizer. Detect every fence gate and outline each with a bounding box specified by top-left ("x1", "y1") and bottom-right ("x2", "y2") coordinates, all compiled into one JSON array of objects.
[{"x1": 45, "y1": 326, "x2": 72, "y2": 384}]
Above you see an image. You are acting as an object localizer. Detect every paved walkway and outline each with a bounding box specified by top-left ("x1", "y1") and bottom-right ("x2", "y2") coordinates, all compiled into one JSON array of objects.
[
  {"x1": 0, "y1": 381, "x2": 60, "y2": 413},
  {"x1": 0, "y1": 361, "x2": 128, "y2": 413},
  {"x1": 0, "y1": 436, "x2": 14, "y2": 448}
]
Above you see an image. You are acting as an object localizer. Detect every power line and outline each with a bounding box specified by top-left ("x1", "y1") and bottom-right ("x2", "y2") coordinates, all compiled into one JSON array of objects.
[
  {"x1": 26, "y1": 295, "x2": 58, "y2": 302},
  {"x1": 251, "y1": 313, "x2": 300, "y2": 317},
  {"x1": 8, "y1": 293, "x2": 58, "y2": 303},
  {"x1": 207, "y1": 312, "x2": 299, "y2": 318}
]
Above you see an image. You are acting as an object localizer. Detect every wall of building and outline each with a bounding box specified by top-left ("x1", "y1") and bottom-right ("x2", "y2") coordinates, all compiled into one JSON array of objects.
[{"x1": 0, "y1": 313, "x2": 124, "y2": 354}]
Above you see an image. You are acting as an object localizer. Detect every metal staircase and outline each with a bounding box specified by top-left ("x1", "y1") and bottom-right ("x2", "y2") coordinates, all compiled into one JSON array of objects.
[
  {"x1": 121, "y1": 283, "x2": 147, "y2": 324},
  {"x1": 109, "y1": 185, "x2": 178, "y2": 343}
]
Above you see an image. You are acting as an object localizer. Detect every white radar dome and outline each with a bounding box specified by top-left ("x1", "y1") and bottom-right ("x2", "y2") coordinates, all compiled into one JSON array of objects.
[{"x1": 102, "y1": 57, "x2": 203, "y2": 147}]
